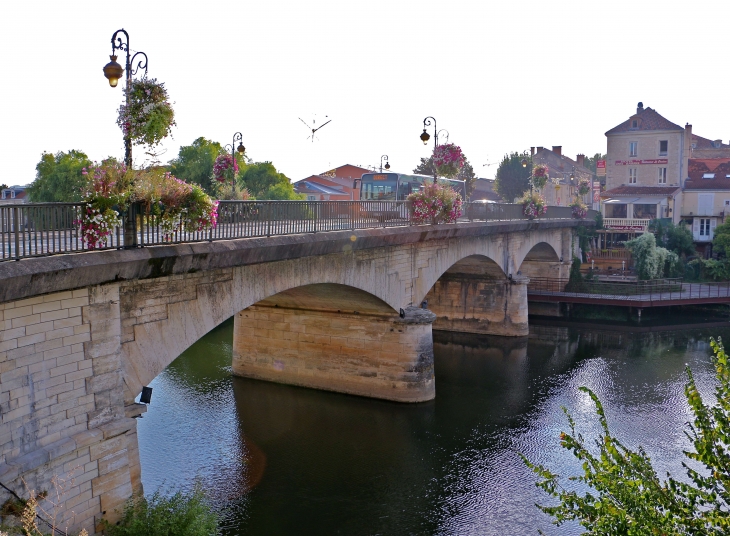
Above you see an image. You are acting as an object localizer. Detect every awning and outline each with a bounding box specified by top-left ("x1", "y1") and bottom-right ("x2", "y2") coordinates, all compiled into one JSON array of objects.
[
  {"x1": 603, "y1": 197, "x2": 636, "y2": 204},
  {"x1": 633, "y1": 197, "x2": 666, "y2": 204}
]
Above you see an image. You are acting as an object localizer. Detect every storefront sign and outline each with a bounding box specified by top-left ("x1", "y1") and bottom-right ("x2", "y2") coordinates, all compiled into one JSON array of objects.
[
  {"x1": 614, "y1": 159, "x2": 668, "y2": 165},
  {"x1": 604, "y1": 225, "x2": 646, "y2": 231},
  {"x1": 596, "y1": 160, "x2": 606, "y2": 176}
]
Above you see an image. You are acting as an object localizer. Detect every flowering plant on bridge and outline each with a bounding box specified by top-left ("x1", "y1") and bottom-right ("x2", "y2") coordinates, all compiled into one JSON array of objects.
[
  {"x1": 577, "y1": 177, "x2": 591, "y2": 196},
  {"x1": 521, "y1": 192, "x2": 547, "y2": 219},
  {"x1": 407, "y1": 181, "x2": 462, "y2": 224},
  {"x1": 213, "y1": 153, "x2": 235, "y2": 183},
  {"x1": 78, "y1": 163, "x2": 219, "y2": 247},
  {"x1": 432, "y1": 143, "x2": 465, "y2": 179},
  {"x1": 531, "y1": 164, "x2": 549, "y2": 189},
  {"x1": 570, "y1": 199, "x2": 588, "y2": 219},
  {"x1": 116, "y1": 78, "x2": 176, "y2": 148}
]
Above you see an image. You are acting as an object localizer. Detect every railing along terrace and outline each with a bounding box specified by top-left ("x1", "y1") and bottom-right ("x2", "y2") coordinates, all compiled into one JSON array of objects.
[
  {"x1": 0, "y1": 201, "x2": 596, "y2": 262},
  {"x1": 528, "y1": 277, "x2": 730, "y2": 303}
]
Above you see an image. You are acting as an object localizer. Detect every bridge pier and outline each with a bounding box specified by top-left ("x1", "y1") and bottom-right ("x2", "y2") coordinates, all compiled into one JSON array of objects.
[
  {"x1": 424, "y1": 274, "x2": 529, "y2": 337},
  {"x1": 231, "y1": 305, "x2": 436, "y2": 403}
]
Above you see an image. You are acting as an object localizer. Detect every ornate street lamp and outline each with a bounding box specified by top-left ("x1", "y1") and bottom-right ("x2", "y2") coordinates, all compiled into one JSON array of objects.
[
  {"x1": 103, "y1": 29, "x2": 148, "y2": 168},
  {"x1": 225, "y1": 132, "x2": 246, "y2": 190},
  {"x1": 521, "y1": 157, "x2": 534, "y2": 194},
  {"x1": 380, "y1": 155, "x2": 390, "y2": 173},
  {"x1": 420, "y1": 116, "x2": 438, "y2": 182},
  {"x1": 437, "y1": 129, "x2": 450, "y2": 144}
]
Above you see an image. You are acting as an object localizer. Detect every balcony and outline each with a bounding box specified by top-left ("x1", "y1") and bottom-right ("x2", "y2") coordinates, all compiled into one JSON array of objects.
[{"x1": 603, "y1": 218, "x2": 652, "y2": 232}]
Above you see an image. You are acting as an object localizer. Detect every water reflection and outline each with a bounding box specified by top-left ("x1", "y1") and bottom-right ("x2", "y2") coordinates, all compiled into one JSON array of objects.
[{"x1": 138, "y1": 319, "x2": 729, "y2": 535}]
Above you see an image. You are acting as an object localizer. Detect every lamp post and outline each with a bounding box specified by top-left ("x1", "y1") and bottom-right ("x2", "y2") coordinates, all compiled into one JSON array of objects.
[
  {"x1": 225, "y1": 132, "x2": 246, "y2": 190},
  {"x1": 380, "y1": 155, "x2": 390, "y2": 173},
  {"x1": 419, "y1": 116, "x2": 438, "y2": 182},
  {"x1": 522, "y1": 157, "x2": 533, "y2": 195},
  {"x1": 103, "y1": 29, "x2": 148, "y2": 169}
]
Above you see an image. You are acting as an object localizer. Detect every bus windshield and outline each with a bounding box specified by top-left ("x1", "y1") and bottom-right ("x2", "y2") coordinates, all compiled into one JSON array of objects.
[{"x1": 360, "y1": 173, "x2": 399, "y2": 200}]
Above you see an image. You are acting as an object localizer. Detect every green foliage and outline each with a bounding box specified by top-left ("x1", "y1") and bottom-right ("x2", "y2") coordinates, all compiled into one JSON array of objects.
[
  {"x1": 625, "y1": 232, "x2": 678, "y2": 280},
  {"x1": 594, "y1": 212, "x2": 604, "y2": 230},
  {"x1": 649, "y1": 219, "x2": 696, "y2": 258},
  {"x1": 582, "y1": 153, "x2": 607, "y2": 174},
  {"x1": 564, "y1": 257, "x2": 588, "y2": 292},
  {"x1": 689, "y1": 258, "x2": 730, "y2": 281},
  {"x1": 523, "y1": 337, "x2": 730, "y2": 534},
  {"x1": 241, "y1": 162, "x2": 303, "y2": 200},
  {"x1": 170, "y1": 138, "x2": 230, "y2": 196},
  {"x1": 103, "y1": 485, "x2": 218, "y2": 536},
  {"x1": 27, "y1": 150, "x2": 92, "y2": 202},
  {"x1": 713, "y1": 222, "x2": 730, "y2": 258},
  {"x1": 494, "y1": 152, "x2": 531, "y2": 202}
]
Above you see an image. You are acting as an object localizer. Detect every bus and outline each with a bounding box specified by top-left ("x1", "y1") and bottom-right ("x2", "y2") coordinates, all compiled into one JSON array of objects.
[
  {"x1": 352, "y1": 173, "x2": 467, "y2": 221},
  {"x1": 354, "y1": 173, "x2": 466, "y2": 201}
]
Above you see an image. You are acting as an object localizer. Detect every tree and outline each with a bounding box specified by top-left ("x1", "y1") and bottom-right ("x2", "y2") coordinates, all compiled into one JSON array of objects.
[
  {"x1": 713, "y1": 221, "x2": 730, "y2": 258},
  {"x1": 241, "y1": 162, "x2": 303, "y2": 200},
  {"x1": 413, "y1": 154, "x2": 477, "y2": 198},
  {"x1": 523, "y1": 337, "x2": 730, "y2": 534},
  {"x1": 650, "y1": 219, "x2": 696, "y2": 258},
  {"x1": 583, "y1": 153, "x2": 607, "y2": 174},
  {"x1": 169, "y1": 137, "x2": 239, "y2": 196},
  {"x1": 494, "y1": 152, "x2": 531, "y2": 202},
  {"x1": 625, "y1": 232, "x2": 679, "y2": 279},
  {"x1": 27, "y1": 150, "x2": 92, "y2": 202}
]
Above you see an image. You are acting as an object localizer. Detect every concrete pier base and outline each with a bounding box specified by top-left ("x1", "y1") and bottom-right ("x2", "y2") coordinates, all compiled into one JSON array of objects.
[
  {"x1": 232, "y1": 305, "x2": 436, "y2": 402},
  {"x1": 424, "y1": 274, "x2": 530, "y2": 337}
]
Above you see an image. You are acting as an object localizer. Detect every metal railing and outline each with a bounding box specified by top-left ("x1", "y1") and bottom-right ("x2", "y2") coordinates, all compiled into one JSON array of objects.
[
  {"x1": 0, "y1": 201, "x2": 596, "y2": 262},
  {"x1": 528, "y1": 277, "x2": 730, "y2": 304}
]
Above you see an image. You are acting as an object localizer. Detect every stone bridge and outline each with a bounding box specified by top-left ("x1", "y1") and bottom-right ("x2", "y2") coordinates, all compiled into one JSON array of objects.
[{"x1": 0, "y1": 219, "x2": 583, "y2": 533}]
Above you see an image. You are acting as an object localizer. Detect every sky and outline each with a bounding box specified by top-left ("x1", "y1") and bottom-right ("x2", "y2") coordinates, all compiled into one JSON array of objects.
[{"x1": 2, "y1": 0, "x2": 729, "y2": 187}]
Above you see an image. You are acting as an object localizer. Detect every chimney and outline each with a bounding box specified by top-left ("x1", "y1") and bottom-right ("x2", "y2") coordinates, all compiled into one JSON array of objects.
[
  {"x1": 552, "y1": 146, "x2": 562, "y2": 156},
  {"x1": 637, "y1": 101, "x2": 644, "y2": 114},
  {"x1": 530, "y1": 147, "x2": 535, "y2": 156},
  {"x1": 536, "y1": 146, "x2": 544, "y2": 153},
  {"x1": 576, "y1": 154, "x2": 585, "y2": 167}
]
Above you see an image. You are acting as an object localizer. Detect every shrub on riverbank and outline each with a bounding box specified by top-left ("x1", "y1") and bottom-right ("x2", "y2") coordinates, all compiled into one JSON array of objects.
[
  {"x1": 103, "y1": 486, "x2": 218, "y2": 536},
  {"x1": 523, "y1": 337, "x2": 730, "y2": 533}
]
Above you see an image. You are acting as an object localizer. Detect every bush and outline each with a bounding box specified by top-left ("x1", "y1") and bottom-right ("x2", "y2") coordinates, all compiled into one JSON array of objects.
[
  {"x1": 564, "y1": 257, "x2": 588, "y2": 292},
  {"x1": 103, "y1": 486, "x2": 218, "y2": 536},
  {"x1": 523, "y1": 337, "x2": 730, "y2": 533},
  {"x1": 407, "y1": 181, "x2": 463, "y2": 224},
  {"x1": 625, "y1": 232, "x2": 679, "y2": 280}
]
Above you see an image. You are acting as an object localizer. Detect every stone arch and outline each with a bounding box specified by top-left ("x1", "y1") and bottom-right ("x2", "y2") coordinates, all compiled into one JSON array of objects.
[
  {"x1": 120, "y1": 257, "x2": 404, "y2": 405},
  {"x1": 516, "y1": 238, "x2": 567, "y2": 281}
]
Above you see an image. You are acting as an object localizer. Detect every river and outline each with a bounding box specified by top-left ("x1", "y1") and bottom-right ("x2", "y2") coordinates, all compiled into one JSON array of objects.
[{"x1": 137, "y1": 317, "x2": 728, "y2": 535}]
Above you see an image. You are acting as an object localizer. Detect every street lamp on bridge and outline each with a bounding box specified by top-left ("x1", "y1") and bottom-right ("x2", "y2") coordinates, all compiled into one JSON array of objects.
[
  {"x1": 225, "y1": 132, "x2": 246, "y2": 190},
  {"x1": 419, "y1": 116, "x2": 438, "y2": 182},
  {"x1": 103, "y1": 29, "x2": 148, "y2": 168},
  {"x1": 380, "y1": 155, "x2": 390, "y2": 173}
]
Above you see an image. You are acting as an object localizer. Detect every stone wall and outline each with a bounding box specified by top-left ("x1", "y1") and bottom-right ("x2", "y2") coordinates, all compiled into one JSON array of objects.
[
  {"x1": 232, "y1": 305, "x2": 436, "y2": 402},
  {"x1": 0, "y1": 286, "x2": 137, "y2": 534}
]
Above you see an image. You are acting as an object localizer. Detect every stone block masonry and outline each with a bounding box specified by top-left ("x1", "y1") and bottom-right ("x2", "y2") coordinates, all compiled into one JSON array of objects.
[
  {"x1": 0, "y1": 286, "x2": 137, "y2": 534},
  {"x1": 232, "y1": 305, "x2": 437, "y2": 402}
]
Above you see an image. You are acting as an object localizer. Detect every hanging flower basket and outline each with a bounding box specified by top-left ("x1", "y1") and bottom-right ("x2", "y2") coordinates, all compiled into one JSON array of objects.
[
  {"x1": 213, "y1": 154, "x2": 235, "y2": 182},
  {"x1": 520, "y1": 192, "x2": 547, "y2": 219},
  {"x1": 531, "y1": 164, "x2": 549, "y2": 189},
  {"x1": 432, "y1": 143, "x2": 465, "y2": 179},
  {"x1": 116, "y1": 78, "x2": 176, "y2": 148},
  {"x1": 570, "y1": 200, "x2": 588, "y2": 219},
  {"x1": 577, "y1": 177, "x2": 591, "y2": 196},
  {"x1": 407, "y1": 182, "x2": 463, "y2": 225}
]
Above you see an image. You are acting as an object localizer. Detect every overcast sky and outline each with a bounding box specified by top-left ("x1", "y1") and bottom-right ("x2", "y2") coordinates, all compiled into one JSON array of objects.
[{"x1": 2, "y1": 0, "x2": 728, "y2": 186}]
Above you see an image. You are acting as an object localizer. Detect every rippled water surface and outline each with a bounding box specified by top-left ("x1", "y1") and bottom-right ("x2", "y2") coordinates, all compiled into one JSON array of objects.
[{"x1": 137, "y1": 319, "x2": 727, "y2": 535}]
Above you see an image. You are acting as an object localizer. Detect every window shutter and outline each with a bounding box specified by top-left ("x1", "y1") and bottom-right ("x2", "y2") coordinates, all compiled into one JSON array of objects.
[
  {"x1": 711, "y1": 218, "x2": 717, "y2": 239},
  {"x1": 693, "y1": 218, "x2": 700, "y2": 237}
]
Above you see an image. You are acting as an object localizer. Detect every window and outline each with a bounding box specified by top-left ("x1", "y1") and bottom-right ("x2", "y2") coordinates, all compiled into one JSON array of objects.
[
  {"x1": 629, "y1": 142, "x2": 638, "y2": 157},
  {"x1": 703, "y1": 173, "x2": 716, "y2": 179},
  {"x1": 725, "y1": 200, "x2": 730, "y2": 207},
  {"x1": 659, "y1": 140, "x2": 668, "y2": 156},
  {"x1": 631, "y1": 120, "x2": 638, "y2": 128},
  {"x1": 629, "y1": 168, "x2": 637, "y2": 184},
  {"x1": 658, "y1": 168, "x2": 667, "y2": 184},
  {"x1": 307, "y1": 195, "x2": 316, "y2": 201},
  {"x1": 700, "y1": 219, "x2": 711, "y2": 236}
]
